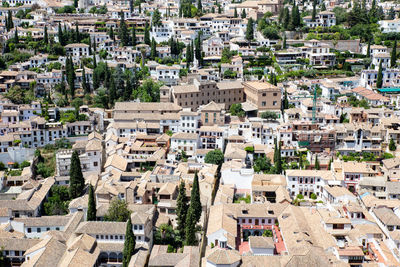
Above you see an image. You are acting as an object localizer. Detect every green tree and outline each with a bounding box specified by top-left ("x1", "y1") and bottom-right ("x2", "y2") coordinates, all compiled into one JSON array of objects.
[
  {"x1": 176, "y1": 181, "x2": 188, "y2": 239},
  {"x1": 44, "y1": 25, "x2": 48, "y2": 44},
  {"x1": 74, "y1": 0, "x2": 78, "y2": 8},
  {"x1": 391, "y1": 39, "x2": 397, "y2": 68},
  {"x1": 144, "y1": 22, "x2": 150, "y2": 45},
  {"x1": 245, "y1": 17, "x2": 254, "y2": 43},
  {"x1": 150, "y1": 37, "x2": 157, "y2": 59},
  {"x1": 185, "y1": 206, "x2": 197, "y2": 245},
  {"x1": 389, "y1": 138, "x2": 397, "y2": 151},
  {"x1": 241, "y1": 9, "x2": 246, "y2": 19},
  {"x1": 82, "y1": 67, "x2": 90, "y2": 93},
  {"x1": 376, "y1": 60, "x2": 383, "y2": 88},
  {"x1": 152, "y1": 10, "x2": 162, "y2": 27},
  {"x1": 105, "y1": 198, "x2": 131, "y2": 222},
  {"x1": 204, "y1": 149, "x2": 224, "y2": 165},
  {"x1": 197, "y1": 0, "x2": 202, "y2": 15},
  {"x1": 261, "y1": 111, "x2": 277, "y2": 120},
  {"x1": 234, "y1": 7, "x2": 238, "y2": 18},
  {"x1": 312, "y1": 0, "x2": 317, "y2": 21},
  {"x1": 314, "y1": 155, "x2": 320, "y2": 170},
  {"x1": 122, "y1": 217, "x2": 136, "y2": 267},
  {"x1": 230, "y1": 103, "x2": 245, "y2": 117},
  {"x1": 118, "y1": 12, "x2": 129, "y2": 46},
  {"x1": 283, "y1": 90, "x2": 289, "y2": 109},
  {"x1": 69, "y1": 150, "x2": 84, "y2": 198},
  {"x1": 190, "y1": 172, "x2": 202, "y2": 223},
  {"x1": 87, "y1": 184, "x2": 96, "y2": 221},
  {"x1": 282, "y1": 34, "x2": 287, "y2": 49}
]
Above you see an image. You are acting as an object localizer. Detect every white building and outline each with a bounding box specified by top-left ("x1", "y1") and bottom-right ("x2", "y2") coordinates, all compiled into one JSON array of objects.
[
  {"x1": 170, "y1": 132, "x2": 199, "y2": 156},
  {"x1": 379, "y1": 18, "x2": 400, "y2": 33}
]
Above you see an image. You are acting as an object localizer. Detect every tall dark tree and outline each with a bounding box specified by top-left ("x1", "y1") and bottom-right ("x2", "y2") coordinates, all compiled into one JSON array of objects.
[
  {"x1": 66, "y1": 56, "x2": 76, "y2": 97},
  {"x1": 283, "y1": 90, "x2": 289, "y2": 109},
  {"x1": 176, "y1": 181, "x2": 188, "y2": 239},
  {"x1": 366, "y1": 40, "x2": 371, "y2": 58},
  {"x1": 14, "y1": 27, "x2": 19, "y2": 43},
  {"x1": 314, "y1": 155, "x2": 320, "y2": 170},
  {"x1": 129, "y1": 0, "x2": 134, "y2": 13},
  {"x1": 376, "y1": 60, "x2": 383, "y2": 88},
  {"x1": 87, "y1": 184, "x2": 96, "y2": 221},
  {"x1": 122, "y1": 217, "x2": 136, "y2": 267},
  {"x1": 69, "y1": 150, "x2": 84, "y2": 198},
  {"x1": 7, "y1": 10, "x2": 14, "y2": 31},
  {"x1": 190, "y1": 172, "x2": 202, "y2": 223},
  {"x1": 75, "y1": 24, "x2": 80, "y2": 42},
  {"x1": 144, "y1": 22, "x2": 150, "y2": 45},
  {"x1": 74, "y1": 0, "x2": 78, "y2": 8},
  {"x1": 58, "y1": 22, "x2": 65, "y2": 45},
  {"x1": 152, "y1": 10, "x2": 162, "y2": 27},
  {"x1": 234, "y1": 7, "x2": 238, "y2": 18},
  {"x1": 118, "y1": 12, "x2": 129, "y2": 46},
  {"x1": 44, "y1": 25, "x2": 48, "y2": 44},
  {"x1": 245, "y1": 17, "x2": 254, "y2": 43},
  {"x1": 150, "y1": 37, "x2": 157, "y2": 59},
  {"x1": 109, "y1": 26, "x2": 115, "y2": 42},
  {"x1": 185, "y1": 206, "x2": 196, "y2": 245},
  {"x1": 283, "y1": 7, "x2": 290, "y2": 30},
  {"x1": 186, "y1": 43, "x2": 193, "y2": 69},
  {"x1": 241, "y1": 9, "x2": 246, "y2": 18},
  {"x1": 197, "y1": 0, "x2": 202, "y2": 15},
  {"x1": 312, "y1": 0, "x2": 317, "y2": 21},
  {"x1": 195, "y1": 33, "x2": 203, "y2": 67},
  {"x1": 391, "y1": 39, "x2": 397, "y2": 68},
  {"x1": 109, "y1": 75, "x2": 117, "y2": 106},
  {"x1": 82, "y1": 67, "x2": 90, "y2": 93},
  {"x1": 282, "y1": 34, "x2": 287, "y2": 49}
]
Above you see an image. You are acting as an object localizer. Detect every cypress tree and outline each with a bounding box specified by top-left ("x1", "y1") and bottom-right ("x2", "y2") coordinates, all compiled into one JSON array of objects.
[
  {"x1": 110, "y1": 26, "x2": 115, "y2": 41},
  {"x1": 131, "y1": 27, "x2": 136, "y2": 46},
  {"x1": 119, "y1": 12, "x2": 129, "y2": 46},
  {"x1": 69, "y1": 150, "x2": 84, "y2": 199},
  {"x1": 67, "y1": 56, "x2": 76, "y2": 97},
  {"x1": 186, "y1": 43, "x2": 192, "y2": 69},
  {"x1": 283, "y1": 7, "x2": 290, "y2": 30},
  {"x1": 283, "y1": 90, "x2": 289, "y2": 109},
  {"x1": 245, "y1": 17, "x2": 254, "y2": 43},
  {"x1": 150, "y1": 38, "x2": 157, "y2": 59},
  {"x1": 7, "y1": 10, "x2": 13, "y2": 31},
  {"x1": 234, "y1": 7, "x2": 238, "y2": 18},
  {"x1": 109, "y1": 75, "x2": 117, "y2": 106},
  {"x1": 391, "y1": 39, "x2": 397, "y2": 68},
  {"x1": 144, "y1": 22, "x2": 150, "y2": 45},
  {"x1": 82, "y1": 67, "x2": 89, "y2": 93},
  {"x1": 87, "y1": 184, "x2": 96, "y2": 221},
  {"x1": 93, "y1": 39, "x2": 97, "y2": 53},
  {"x1": 283, "y1": 34, "x2": 287, "y2": 49},
  {"x1": 315, "y1": 155, "x2": 320, "y2": 170},
  {"x1": 60, "y1": 73, "x2": 66, "y2": 95},
  {"x1": 58, "y1": 22, "x2": 64, "y2": 45},
  {"x1": 190, "y1": 172, "x2": 202, "y2": 223},
  {"x1": 366, "y1": 40, "x2": 371, "y2": 58},
  {"x1": 93, "y1": 53, "x2": 97, "y2": 68},
  {"x1": 376, "y1": 60, "x2": 383, "y2": 88},
  {"x1": 389, "y1": 138, "x2": 397, "y2": 151},
  {"x1": 312, "y1": 0, "x2": 317, "y2": 21},
  {"x1": 185, "y1": 206, "x2": 196, "y2": 245},
  {"x1": 14, "y1": 27, "x2": 19, "y2": 43},
  {"x1": 176, "y1": 181, "x2": 188, "y2": 239},
  {"x1": 241, "y1": 9, "x2": 246, "y2": 18},
  {"x1": 44, "y1": 25, "x2": 48, "y2": 44},
  {"x1": 74, "y1": 0, "x2": 78, "y2": 8},
  {"x1": 197, "y1": 0, "x2": 202, "y2": 14},
  {"x1": 195, "y1": 34, "x2": 202, "y2": 67},
  {"x1": 122, "y1": 217, "x2": 135, "y2": 267},
  {"x1": 129, "y1": 0, "x2": 133, "y2": 13},
  {"x1": 75, "y1": 24, "x2": 80, "y2": 42}
]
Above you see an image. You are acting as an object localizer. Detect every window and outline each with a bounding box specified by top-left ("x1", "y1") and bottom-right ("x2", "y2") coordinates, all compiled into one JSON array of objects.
[
  {"x1": 134, "y1": 225, "x2": 138, "y2": 230},
  {"x1": 37, "y1": 228, "x2": 41, "y2": 233},
  {"x1": 139, "y1": 225, "x2": 143, "y2": 230},
  {"x1": 27, "y1": 228, "x2": 31, "y2": 233},
  {"x1": 262, "y1": 101, "x2": 266, "y2": 106}
]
